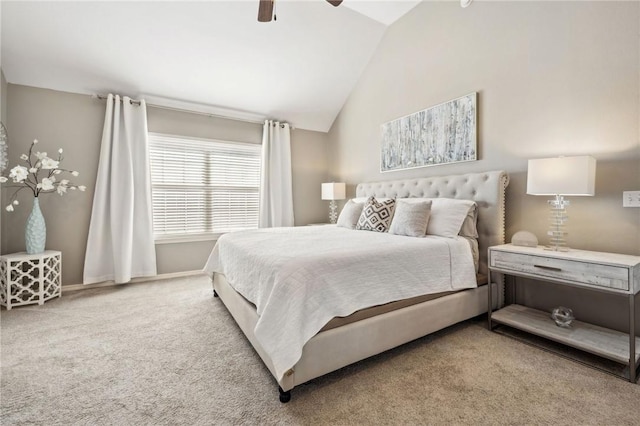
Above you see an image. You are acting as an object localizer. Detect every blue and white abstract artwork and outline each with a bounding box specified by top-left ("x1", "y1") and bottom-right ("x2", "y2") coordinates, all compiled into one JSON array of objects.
[{"x1": 380, "y1": 93, "x2": 477, "y2": 172}]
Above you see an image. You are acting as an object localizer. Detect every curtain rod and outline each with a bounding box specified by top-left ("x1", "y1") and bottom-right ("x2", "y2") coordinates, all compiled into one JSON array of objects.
[
  {"x1": 91, "y1": 93, "x2": 292, "y2": 127},
  {"x1": 92, "y1": 94, "x2": 141, "y2": 106}
]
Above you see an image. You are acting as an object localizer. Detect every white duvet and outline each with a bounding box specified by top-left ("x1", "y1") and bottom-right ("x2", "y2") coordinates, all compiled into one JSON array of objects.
[{"x1": 203, "y1": 225, "x2": 476, "y2": 381}]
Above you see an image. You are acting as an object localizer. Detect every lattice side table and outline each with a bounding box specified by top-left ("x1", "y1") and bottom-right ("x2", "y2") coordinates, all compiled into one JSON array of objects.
[{"x1": 0, "y1": 251, "x2": 62, "y2": 310}]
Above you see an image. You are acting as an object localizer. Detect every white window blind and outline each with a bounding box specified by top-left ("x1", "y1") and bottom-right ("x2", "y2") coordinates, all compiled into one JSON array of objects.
[{"x1": 148, "y1": 133, "x2": 261, "y2": 241}]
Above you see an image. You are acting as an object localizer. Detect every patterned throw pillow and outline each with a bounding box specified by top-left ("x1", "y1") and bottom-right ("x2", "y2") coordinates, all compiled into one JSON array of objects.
[{"x1": 356, "y1": 197, "x2": 396, "y2": 232}]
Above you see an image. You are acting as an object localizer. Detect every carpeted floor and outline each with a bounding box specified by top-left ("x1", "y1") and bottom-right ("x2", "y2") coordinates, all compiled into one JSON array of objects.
[{"x1": 1, "y1": 275, "x2": 639, "y2": 425}]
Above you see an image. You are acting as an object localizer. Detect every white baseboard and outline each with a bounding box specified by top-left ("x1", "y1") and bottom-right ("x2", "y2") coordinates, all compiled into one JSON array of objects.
[{"x1": 62, "y1": 270, "x2": 206, "y2": 292}]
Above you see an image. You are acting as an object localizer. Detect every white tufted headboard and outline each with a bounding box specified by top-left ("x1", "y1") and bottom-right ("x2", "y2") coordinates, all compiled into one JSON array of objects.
[{"x1": 356, "y1": 170, "x2": 509, "y2": 276}]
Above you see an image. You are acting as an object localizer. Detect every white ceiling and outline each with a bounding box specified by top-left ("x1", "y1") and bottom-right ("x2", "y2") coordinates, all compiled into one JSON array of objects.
[{"x1": 1, "y1": 1, "x2": 422, "y2": 132}]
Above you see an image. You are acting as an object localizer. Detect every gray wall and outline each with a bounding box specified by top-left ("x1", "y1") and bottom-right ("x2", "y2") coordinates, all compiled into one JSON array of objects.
[
  {"x1": 327, "y1": 2, "x2": 640, "y2": 331},
  {"x1": 1, "y1": 69, "x2": 7, "y2": 125},
  {"x1": 1, "y1": 84, "x2": 329, "y2": 284}
]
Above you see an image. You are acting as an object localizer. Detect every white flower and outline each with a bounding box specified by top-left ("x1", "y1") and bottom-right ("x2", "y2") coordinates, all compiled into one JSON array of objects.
[
  {"x1": 9, "y1": 165, "x2": 29, "y2": 183},
  {"x1": 40, "y1": 177, "x2": 55, "y2": 191},
  {"x1": 40, "y1": 157, "x2": 59, "y2": 169},
  {"x1": 5, "y1": 139, "x2": 85, "y2": 205}
]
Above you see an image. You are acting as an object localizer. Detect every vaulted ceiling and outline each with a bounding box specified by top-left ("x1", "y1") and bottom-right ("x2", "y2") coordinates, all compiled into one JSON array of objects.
[{"x1": 1, "y1": 1, "x2": 422, "y2": 132}]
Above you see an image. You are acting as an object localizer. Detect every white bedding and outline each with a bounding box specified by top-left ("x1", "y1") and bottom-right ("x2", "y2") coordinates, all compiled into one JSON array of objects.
[{"x1": 203, "y1": 225, "x2": 476, "y2": 381}]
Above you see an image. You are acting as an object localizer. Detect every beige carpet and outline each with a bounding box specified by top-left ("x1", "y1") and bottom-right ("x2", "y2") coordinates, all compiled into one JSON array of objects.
[{"x1": 1, "y1": 275, "x2": 639, "y2": 425}]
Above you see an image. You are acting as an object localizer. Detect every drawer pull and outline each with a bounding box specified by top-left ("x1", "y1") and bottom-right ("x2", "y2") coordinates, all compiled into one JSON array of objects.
[{"x1": 534, "y1": 264, "x2": 562, "y2": 272}]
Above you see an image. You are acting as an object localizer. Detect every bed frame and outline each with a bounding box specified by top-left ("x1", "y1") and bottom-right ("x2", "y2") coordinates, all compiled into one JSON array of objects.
[{"x1": 212, "y1": 170, "x2": 509, "y2": 402}]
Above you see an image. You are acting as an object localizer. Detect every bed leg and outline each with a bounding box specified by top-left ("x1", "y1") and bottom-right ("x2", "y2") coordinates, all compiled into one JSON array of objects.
[
  {"x1": 278, "y1": 386, "x2": 291, "y2": 403},
  {"x1": 213, "y1": 289, "x2": 219, "y2": 298}
]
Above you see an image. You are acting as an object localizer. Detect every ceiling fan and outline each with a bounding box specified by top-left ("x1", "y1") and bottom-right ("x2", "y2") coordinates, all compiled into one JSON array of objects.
[{"x1": 258, "y1": 0, "x2": 343, "y2": 22}]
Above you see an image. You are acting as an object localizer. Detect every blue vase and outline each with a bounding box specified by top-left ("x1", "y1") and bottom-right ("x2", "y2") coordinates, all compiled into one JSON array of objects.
[{"x1": 25, "y1": 197, "x2": 46, "y2": 254}]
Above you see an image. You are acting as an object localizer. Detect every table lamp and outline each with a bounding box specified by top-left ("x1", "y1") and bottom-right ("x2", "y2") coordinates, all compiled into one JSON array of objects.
[
  {"x1": 321, "y1": 182, "x2": 346, "y2": 224},
  {"x1": 526, "y1": 156, "x2": 596, "y2": 251}
]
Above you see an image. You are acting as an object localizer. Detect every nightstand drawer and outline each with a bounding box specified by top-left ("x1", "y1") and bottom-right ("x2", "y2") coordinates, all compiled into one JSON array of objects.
[{"x1": 490, "y1": 250, "x2": 629, "y2": 291}]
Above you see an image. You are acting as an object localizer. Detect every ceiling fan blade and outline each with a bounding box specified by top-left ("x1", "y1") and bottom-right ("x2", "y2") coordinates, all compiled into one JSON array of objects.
[
  {"x1": 326, "y1": 0, "x2": 343, "y2": 6},
  {"x1": 258, "y1": 0, "x2": 274, "y2": 22}
]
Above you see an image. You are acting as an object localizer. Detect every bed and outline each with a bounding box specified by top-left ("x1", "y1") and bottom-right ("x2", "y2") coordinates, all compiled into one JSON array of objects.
[{"x1": 205, "y1": 170, "x2": 509, "y2": 402}]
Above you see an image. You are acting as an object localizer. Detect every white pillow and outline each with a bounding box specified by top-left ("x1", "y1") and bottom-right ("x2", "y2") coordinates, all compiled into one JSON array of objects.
[
  {"x1": 426, "y1": 198, "x2": 477, "y2": 238},
  {"x1": 388, "y1": 199, "x2": 432, "y2": 237},
  {"x1": 336, "y1": 199, "x2": 365, "y2": 229}
]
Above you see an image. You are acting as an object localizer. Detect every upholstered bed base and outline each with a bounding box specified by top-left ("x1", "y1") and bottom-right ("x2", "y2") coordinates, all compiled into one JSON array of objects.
[
  {"x1": 212, "y1": 170, "x2": 509, "y2": 402},
  {"x1": 214, "y1": 273, "x2": 499, "y2": 396}
]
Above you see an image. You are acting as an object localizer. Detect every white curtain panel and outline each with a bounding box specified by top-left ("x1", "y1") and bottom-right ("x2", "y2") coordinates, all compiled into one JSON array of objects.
[
  {"x1": 259, "y1": 120, "x2": 295, "y2": 228},
  {"x1": 83, "y1": 94, "x2": 157, "y2": 284}
]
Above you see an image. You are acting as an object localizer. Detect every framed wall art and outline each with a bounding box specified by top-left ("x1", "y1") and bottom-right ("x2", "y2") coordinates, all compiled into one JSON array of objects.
[{"x1": 380, "y1": 92, "x2": 477, "y2": 172}]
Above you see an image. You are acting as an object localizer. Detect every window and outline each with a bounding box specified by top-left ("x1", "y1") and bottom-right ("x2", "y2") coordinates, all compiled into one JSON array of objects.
[{"x1": 148, "y1": 133, "x2": 261, "y2": 242}]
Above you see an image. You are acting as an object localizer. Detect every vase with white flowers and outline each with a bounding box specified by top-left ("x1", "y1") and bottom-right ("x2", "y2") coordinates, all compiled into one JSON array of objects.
[{"x1": 0, "y1": 138, "x2": 86, "y2": 254}]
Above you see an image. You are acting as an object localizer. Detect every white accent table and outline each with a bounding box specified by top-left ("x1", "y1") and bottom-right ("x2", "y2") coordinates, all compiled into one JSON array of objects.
[
  {"x1": 0, "y1": 251, "x2": 62, "y2": 310},
  {"x1": 488, "y1": 244, "x2": 640, "y2": 383}
]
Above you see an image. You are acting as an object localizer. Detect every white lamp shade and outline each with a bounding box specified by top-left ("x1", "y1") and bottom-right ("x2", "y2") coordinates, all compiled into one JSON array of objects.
[
  {"x1": 321, "y1": 182, "x2": 346, "y2": 200},
  {"x1": 527, "y1": 156, "x2": 596, "y2": 196}
]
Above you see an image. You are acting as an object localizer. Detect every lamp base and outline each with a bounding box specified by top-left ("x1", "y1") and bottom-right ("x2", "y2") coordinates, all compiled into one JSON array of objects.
[
  {"x1": 329, "y1": 200, "x2": 338, "y2": 224},
  {"x1": 545, "y1": 194, "x2": 570, "y2": 251}
]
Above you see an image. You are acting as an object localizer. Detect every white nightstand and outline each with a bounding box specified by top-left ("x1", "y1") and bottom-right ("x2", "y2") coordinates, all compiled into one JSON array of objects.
[
  {"x1": 488, "y1": 244, "x2": 640, "y2": 383},
  {"x1": 0, "y1": 251, "x2": 62, "y2": 310}
]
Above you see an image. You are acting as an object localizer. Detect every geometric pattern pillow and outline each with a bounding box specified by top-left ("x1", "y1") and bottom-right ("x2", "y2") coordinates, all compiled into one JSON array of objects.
[{"x1": 356, "y1": 197, "x2": 396, "y2": 232}]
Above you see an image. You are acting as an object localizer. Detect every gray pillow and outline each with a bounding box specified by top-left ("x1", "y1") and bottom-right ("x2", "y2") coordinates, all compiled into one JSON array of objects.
[
  {"x1": 336, "y1": 199, "x2": 365, "y2": 229},
  {"x1": 389, "y1": 199, "x2": 432, "y2": 237},
  {"x1": 459, "y1": 203, "x2": 479, "y2": 238}
]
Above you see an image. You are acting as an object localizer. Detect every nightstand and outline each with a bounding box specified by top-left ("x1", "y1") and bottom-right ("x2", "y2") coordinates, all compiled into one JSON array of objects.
[
  {"x1": 488, "y1": 244, "x2": 640, "y2": 383},
  {"x1": 0, "y1": 251, "x2": 62, "y2": 310}
]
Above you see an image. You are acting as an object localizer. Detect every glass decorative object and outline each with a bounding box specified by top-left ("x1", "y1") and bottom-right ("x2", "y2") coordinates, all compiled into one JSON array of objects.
[
  {"x1": 25, "y1": 198, "x2": 46, "y2": 254},
  {"x1": 551, "y1": 306, "x2": 575, "y2": 328}
]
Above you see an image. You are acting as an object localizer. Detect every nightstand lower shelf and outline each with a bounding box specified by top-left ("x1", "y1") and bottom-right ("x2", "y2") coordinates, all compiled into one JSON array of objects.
[{"x1": 492, "y1": 304, "x2": 640, "y2": 367}]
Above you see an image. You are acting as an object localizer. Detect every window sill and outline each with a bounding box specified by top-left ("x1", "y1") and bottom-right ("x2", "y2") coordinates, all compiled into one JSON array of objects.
[{"x1": 154, "y1": 234, "x2": 222, "y2": 245}]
